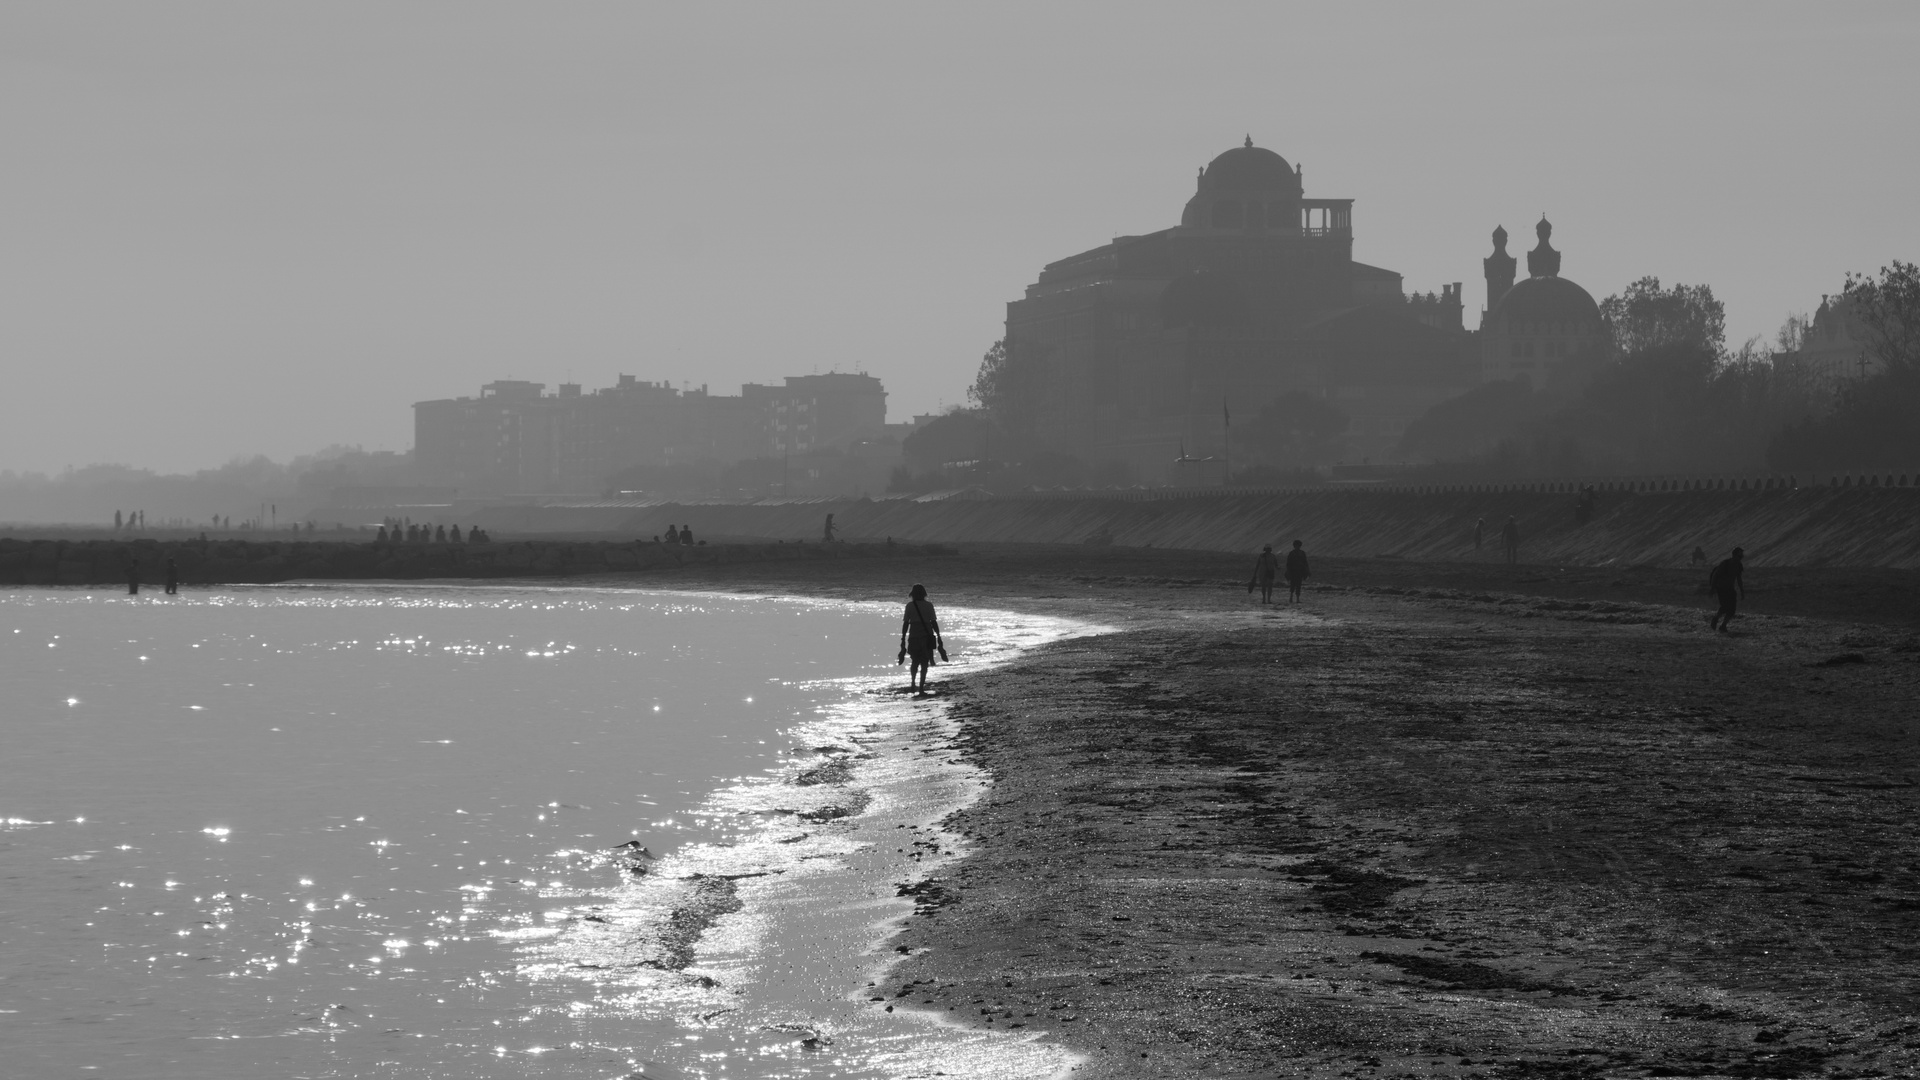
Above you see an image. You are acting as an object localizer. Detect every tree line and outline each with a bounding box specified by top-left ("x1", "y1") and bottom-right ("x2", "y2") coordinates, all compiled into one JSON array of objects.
[{"x1": 1404, "y1": 263, "x2": 1919, "y2": 476}]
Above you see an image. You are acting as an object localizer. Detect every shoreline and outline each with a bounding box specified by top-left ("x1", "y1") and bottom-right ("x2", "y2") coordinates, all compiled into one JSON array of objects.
[
  {"x1": 531, "y1": 546, "x2": 1917, "y2": 1079},
  {"x1": 434, "y1": 583, "x2": 1106, "y2": 1077},
  {"x1": 598, "y1": 595, "x2": 1106, "y2": 1077}
]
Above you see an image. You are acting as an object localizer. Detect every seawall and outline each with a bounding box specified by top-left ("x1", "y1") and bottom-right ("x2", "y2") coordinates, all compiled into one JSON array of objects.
[
  {"x1": 11, "y1": 485, "x2": 1919, "y2": 577},
  {"x1": 0, "y1": 537, "x2": 954, "y2": 587},
  {"x1": 585, "y1": 485, "x2": 1920, "y2": 568}
]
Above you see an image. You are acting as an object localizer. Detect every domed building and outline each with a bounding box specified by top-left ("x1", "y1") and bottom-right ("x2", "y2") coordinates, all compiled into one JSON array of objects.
[
  {"x1": 1002, "y1": 138, "x2": 1478, "y2": 477},
  {"x1": 1177, "y1": 140, "x2": 1307, "y2": 233},
  {"x1": 1478, "y1": 218, "x2": 1609, "y2": 387}
]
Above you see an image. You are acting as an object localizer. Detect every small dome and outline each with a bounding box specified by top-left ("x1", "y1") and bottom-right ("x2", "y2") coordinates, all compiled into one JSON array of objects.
[{"x1": 1489, "y1": 275, "x2": 1602, "y2": 327}]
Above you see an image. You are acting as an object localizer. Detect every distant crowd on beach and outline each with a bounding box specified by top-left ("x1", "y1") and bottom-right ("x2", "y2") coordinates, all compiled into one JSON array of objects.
[
  {"x1": 113, "y1": 508, "x2": 327, "y2": 534},
  {"x1": 374, "y1": 518, "x2": 491, "y2": 545}
]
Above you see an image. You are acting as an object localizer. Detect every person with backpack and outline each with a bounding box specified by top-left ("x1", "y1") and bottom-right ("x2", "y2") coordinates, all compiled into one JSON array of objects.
[
  {"x1": 897, "y1": 583, "x2": 947, "y2": 693},
  {"x1": 1708, "y1": 547, "x2": 1746, "y2": 632}
]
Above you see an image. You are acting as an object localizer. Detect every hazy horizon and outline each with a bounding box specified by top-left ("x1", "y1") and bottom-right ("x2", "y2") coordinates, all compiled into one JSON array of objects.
[{"x1": 3, "y1": 2, "x2": 1916, "y2": 475}]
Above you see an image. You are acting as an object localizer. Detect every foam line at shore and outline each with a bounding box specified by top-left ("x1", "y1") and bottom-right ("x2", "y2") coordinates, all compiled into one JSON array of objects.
[{"x1": 511, "y1": 594, "x2": 1114, "y2": 1078}]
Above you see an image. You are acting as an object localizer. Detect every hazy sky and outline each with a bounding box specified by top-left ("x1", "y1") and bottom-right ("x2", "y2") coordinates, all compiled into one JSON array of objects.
[{"x1": 2, "y1": 3, "x2": 1915, "y2": 474}]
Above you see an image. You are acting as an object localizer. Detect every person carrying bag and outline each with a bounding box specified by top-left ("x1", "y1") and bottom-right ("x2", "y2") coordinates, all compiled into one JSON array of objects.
[{"x1": 897, "y1": 583, "x2": 947, "y2": 692}]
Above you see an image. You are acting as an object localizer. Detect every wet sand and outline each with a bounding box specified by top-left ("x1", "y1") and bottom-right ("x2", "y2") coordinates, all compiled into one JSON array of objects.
[{"x1": 609, "y1": 545, "x2": 1920, "y2": 1077}]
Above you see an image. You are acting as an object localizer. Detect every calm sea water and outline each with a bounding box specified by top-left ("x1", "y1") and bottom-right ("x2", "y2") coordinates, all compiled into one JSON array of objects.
[{"x1": 0, "y1": 585, "x2": 1085, "y2": 1080}]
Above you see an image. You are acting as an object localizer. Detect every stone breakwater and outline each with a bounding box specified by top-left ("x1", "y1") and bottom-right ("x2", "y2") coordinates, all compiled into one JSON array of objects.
[{"x1": 0, "y1": 538, "x2": 955, "y2": 587}]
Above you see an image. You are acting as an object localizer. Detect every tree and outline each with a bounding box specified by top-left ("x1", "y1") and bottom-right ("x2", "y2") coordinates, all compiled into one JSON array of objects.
[
  {"x1": 1599, "y1": 277, "x2": 1726, "y2": 357},
  {"x1": 967, "y1": 336, "x2": 1051, "y2": 450},
  {"x1": 966, "y1": 339, "x2": 1010, "y2": 412},
  {"x1": 1840, "y1": 260, "x2": 1920, "y2": 377},
  {"x1": 1768, "y1": 261, "x2": 1920, "y2": 469},
  {"x1": 1774, "y1": 312, "x2": 1810, "y2": 355},
  {"x1": 902, "y1": 410, "x2": 990, "y2": 471}
]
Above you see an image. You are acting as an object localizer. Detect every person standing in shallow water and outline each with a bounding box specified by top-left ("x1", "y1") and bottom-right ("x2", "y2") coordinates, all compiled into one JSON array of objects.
[
  {"x1": 1285, "y1": 540, "x2": 1309, "y2": 603},
  {"x1": 897, "y1": 583, "x2": 946, "y2": 693},
  {"x1": 164, "y1": 557, "x2": 179, "y2": 596},
  {"x1": 1249, "y1": 545, "x2": 1281, "y2": 604},
  {"x1": 1708, "y1": 547, "x2": 1746, "y2": 632},
  {"x1": 126, "y1": 559, "x2": 140, "y2": 596}
]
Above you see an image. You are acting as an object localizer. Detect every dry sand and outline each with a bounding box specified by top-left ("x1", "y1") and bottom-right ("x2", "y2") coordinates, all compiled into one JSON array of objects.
[{"x1": 615, "y1": 545, "x2": 1920, "y2": 1078}]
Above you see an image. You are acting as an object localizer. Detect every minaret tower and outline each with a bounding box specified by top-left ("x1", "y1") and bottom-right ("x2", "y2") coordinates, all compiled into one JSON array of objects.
[
  {"x1": 1483, "y1": 225, "x2": 1516, "y2": 318},
  {"x1": 1527, "y1": 215, "x2": 1561, "y2": 278}
]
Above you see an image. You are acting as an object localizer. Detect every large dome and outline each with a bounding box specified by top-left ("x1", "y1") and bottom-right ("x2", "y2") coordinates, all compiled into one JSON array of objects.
[
  {"x1": 1180, "y1": 137, "x2": 1304, "y2": 231},
  {"x1": 1200, "y1": 144, "x2": 1298, "y2": 191},
  {"x1": 1489, "y1": 275, "x2": 1602, "y2": 328}
]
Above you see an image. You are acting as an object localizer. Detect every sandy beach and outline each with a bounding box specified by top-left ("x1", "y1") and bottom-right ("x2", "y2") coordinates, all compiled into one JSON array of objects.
[{"x1": 598, "y1": 543, "x2": 1919, "y2": 1079}]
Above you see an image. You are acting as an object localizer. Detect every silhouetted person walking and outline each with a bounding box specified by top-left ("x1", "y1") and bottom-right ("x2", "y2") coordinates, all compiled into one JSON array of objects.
[
  {"x1": 164, "y1": 557, "x2": 178, "y2": 595},
  {"x1": 1501, "y1": 516, "x2": 1520, "y2": 566},
  {"x1": 1249, "y1": 545, "x2": 1280, "y2": 604},
  {"x1": 126, "y1": 560, "x2": 140, "y2": 596},
  {"x1": 1285, "y1": 540, "x2": 1309, "y2": 603},
  {"x1": 1708, "y1": 547, "x2": 1746, "y2": 632},
  {"x1": 1473, "y1": 517, "x2": 1484, "y2": 552},
  {"x1": 897, "y1": 583, "x2": 946, "y2": 693},
  {"x1": 823, "y1": 513, "x2": 837, "y2": 542},
  {"x1": 1690, "y1": 545, "x2": 1706, "y2": 568}
]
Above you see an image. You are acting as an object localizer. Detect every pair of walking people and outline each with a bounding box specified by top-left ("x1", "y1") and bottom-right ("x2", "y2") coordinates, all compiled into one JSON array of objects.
[{"x1": 1251, "y1": 541, "x2": 1309, "y2": 604}]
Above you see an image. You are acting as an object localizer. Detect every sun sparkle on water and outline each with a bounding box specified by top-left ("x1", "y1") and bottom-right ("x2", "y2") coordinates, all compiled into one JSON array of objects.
[{"x1": 0, "y1": 584, "x2": 1092, "y2": 1079}]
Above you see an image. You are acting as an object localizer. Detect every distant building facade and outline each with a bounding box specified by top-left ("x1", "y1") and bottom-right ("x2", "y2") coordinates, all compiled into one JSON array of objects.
[
  {"x1": 1001, "y1": 138, "x2": 1478, "y2": 475},
  {"x1": 1477, "y1": 218, "x2": 1609, "y2": 388},
  {"x1": 414, "y1": 372, "x2": 887, "y2": 494},
  {"x1": 745, "y1": 373, "x2": 889, "y2": 457},
  {"x1": 1785, "y1": 293, "x2": 1878, "y2": 387}
]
